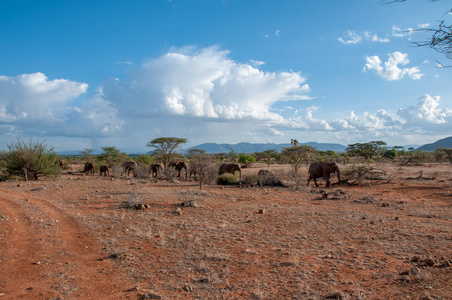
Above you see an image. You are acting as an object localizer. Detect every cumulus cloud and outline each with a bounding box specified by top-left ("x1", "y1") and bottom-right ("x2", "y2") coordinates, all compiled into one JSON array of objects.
[
  {"x1": 0, "y1": 72, "x2": 123, "y2": 138},
  {"x1": 0, "y1": 72, "x2": 87, "y2": 122},
  {"x1": 397, "y1": 95, "x2": 452, "y2": 127},
  {"x1": 102, "y1": 46, "x2": 309, "y2": 121},
  {"x1": 363, "y1": 51, "x2": 424, "y2": 81}
]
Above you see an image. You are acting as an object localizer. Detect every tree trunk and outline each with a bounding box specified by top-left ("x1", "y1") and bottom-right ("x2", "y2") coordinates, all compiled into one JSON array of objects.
[{"x1": 22, "y1": 167, "x2": 28, "y2": 181}]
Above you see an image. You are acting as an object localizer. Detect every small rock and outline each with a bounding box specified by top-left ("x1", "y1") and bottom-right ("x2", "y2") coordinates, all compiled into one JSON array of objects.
[
  {"x1": 381, "y1": 202, "x2": 390, "y2": 207},
  {"x1": 410, "y1": 255, "x2": 421, "y2": 262},
  {"x1": 258, "y1": 209, "x2": 266, "y2": 214},
  {"x1": 395, "y1": 216, "x2": 399, "y2": 220},
  {"x1": 399, "y1": 275, "x2": 411, "y2": 282},
  {"x1": 30, "y1": 186, "x2": 46, "y2": 192},
  {"x1": 17, "y1": 183, "x2": 23, "y2": 187},
  {"x1": 139, "y1": 293, "x2": 162, "y2": 299},
  {"x1": 174, "y1": 207, "x2": 182, "y2": 215},
  {"x1": 182, "y1": 285, "x2": 192, "y2": 292},
  {"x1": 411, "y1": 266, "x2": 421, "y2": 275},
  {"x1": 198, "y1": 278, "x2": 210, "y2": 284},
  {"x1": 424, "y1": 257, "x2": 435, "y2": 267},
  {"x1": 325, "y1": 291, "x2": 345, "y2": 299}
]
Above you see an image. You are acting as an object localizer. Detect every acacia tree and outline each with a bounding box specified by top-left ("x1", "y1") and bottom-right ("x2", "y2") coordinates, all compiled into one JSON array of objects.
[
  {"x1": 345, "y1": 141, "x2": 387, "y2": 161},
  {"x1": 437, "y1": 148, "x2": 452, "y2": 163},
  {"x1": 5, "y1": 137, "x2": 60, "y2": 181},
  {"x1": 97, "y1": 146, "x2": 128, "y2": 166},
  {"x1": 146, "y1": 137, "x2": 187, "y2": 168},
  {"x1": 188, "y1": 149, "x2": 214, "y2": 190},
  {"x1": 281, "y1": 145, "x2": 316, "y2": 174}
]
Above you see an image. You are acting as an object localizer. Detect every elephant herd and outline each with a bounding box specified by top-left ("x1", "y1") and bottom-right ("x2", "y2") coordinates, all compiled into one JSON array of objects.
[{"x1": 83, "y1": 161, "x2": 340, "y2": 187}]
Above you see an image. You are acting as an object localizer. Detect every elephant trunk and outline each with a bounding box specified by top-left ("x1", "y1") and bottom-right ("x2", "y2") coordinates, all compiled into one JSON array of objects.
[{"x1": 336, "y1": 168, "x2": 341, "y2": 184}]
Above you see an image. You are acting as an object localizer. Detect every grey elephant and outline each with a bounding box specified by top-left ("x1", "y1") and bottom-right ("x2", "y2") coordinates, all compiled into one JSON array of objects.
[
  {"x1": 219, "y1": 163, "x2": 241, "y2": 181},
  {"x1": 168, "y1": 161, "x2": 188, "y2": 179},
  {"x1": 84, "y1": 162, "x2": 95, "y2": 175},
  {"x1": 121, "y1": 161, "x2": 137, "y2": 177},
  {"x1": 307, "y1": 162, "x2": 340, "y2": 187},
  {"x1": 148, "y1": 163, "x2": 162, "y2": 178}
]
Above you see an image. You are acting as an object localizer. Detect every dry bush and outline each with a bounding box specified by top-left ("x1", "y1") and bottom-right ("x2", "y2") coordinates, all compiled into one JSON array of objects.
[
  {"x1": 179, "y1": 190, "x2": 209, "y2": 207},
  {"x1": 163, "y1": 166, "x2": 178, "y2": 181},
  {"x1": 133, "y1": 164, "x2": 150, "y2": 179},
  {"x1": 242, "y1": 174, "x2": 259, "y2": 186},
  {"x1": 201, "y1": 164, "x2": 220, "y2": 185},
  {"x1": 109, "y1": 165, "x2": 123, "y2": 177}
]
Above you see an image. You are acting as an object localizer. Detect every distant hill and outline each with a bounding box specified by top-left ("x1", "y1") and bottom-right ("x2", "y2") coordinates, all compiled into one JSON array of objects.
[
  {"x1": 186, "y1": 142, "x2": 347, "y2": 154},
  {"x1": 417, "y1": 136, "x2": 452, "y2": 152}
]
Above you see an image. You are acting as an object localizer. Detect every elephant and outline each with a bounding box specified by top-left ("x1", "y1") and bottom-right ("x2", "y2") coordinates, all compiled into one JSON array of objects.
[
  {"x1": 121, "y1": 161, "x2": 137, "y2": 177},
  {"x1": 100, "y1": 165, "x2": 110, "y2": 176},
  {"x1": 148, "y1": 163, "x2": 162, "y2": 178},
  {"x1": 84, "y1": 162, "x2": 95, "y2": 175},
  {"x1": 219, "y1": 163, "x2": 241, "y2": 181},
  {"x1": 168, "y1": 161, "x2": 188, "y2": 179},
  {"x1": 307, "y1": 162, "x2": 340, "y2": 187}
]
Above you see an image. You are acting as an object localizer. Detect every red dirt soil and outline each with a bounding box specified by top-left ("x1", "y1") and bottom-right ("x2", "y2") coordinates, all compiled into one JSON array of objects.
[{"x1": 0, "y1": 162, "x2": 451, "y2": 299}]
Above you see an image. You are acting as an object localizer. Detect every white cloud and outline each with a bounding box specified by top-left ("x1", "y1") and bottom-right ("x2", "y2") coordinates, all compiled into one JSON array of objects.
[
  {"x1": 364, "y1": 31, "x2": 390, "y2": 43},
  {"x1": 338, "y1": 31, "x2": 362, "y2": 45},
  {"x1": 275, "y1": 30, "x2": 280, "y2": 36},
  {"x1": 102, "y1": 46, "x2": 309, "y2": 121},
  {"x1": 250, "y1": 59, "x2": 265, "y2": 66},
  {"x1": 0, "y1": 72, "x2": 87, "y2": 122},
  {"x1": 391, "y1": 25, "x2": 415, "y2": 40},
  {"x1": 363, "y1": 51, "x2": 424, "y2": 81},
  {"x1": 397, "y1": 95, "x2": 452, "y2": 127}
]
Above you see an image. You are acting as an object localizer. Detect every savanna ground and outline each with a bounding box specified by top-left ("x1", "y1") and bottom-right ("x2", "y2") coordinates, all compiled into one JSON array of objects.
[{"x1": 0, "y1": 162, "x2": 451, "y2": 299}]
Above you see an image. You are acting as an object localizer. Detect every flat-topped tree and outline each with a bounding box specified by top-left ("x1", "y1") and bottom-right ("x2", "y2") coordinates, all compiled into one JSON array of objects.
[{"x1": 146, "y1": 137, "x2": 187, "y2": 168}]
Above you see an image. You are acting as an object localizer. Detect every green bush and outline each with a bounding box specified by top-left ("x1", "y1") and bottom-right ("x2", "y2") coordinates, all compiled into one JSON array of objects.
[
  {"x1": 5, "y1": 137, "x2": 60, "y2": 181},
  {"x1": 242, "y1": 174, "x2": 259, "y2": 186},
  {"x1": 217, "y1": 173, "x2": 239, "y2": 185}
]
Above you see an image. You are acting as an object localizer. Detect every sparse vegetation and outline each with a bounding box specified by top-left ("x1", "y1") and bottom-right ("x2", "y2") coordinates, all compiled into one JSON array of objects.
[
  {"x1": 217, "y1": 173, "x2": 239, "y2": 185},
  {"x1": 4, "y1": 137, "x2": 60, "y2": 181}
]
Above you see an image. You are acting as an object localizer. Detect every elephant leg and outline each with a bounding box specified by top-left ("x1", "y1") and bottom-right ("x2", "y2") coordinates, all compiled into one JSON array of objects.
[
  {"x1": 313, "y1": 178, "x2": 319, "y2": 187},
  {"x1": 325, "y1": 175, "x2": 331, "y2": 187}
]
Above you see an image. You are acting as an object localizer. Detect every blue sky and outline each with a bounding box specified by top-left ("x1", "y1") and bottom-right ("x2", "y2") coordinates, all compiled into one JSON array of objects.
[{"x1": 0, "y1": 0, "x2": 451, "y2": 152}]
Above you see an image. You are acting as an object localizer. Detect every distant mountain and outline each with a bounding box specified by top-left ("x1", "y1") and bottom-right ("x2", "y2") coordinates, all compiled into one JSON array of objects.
[
  {"x1": 186, "y1": 142, "x2": 347, "y2": 154},
  {"x1": 417, "y1": 136, "x2": 452, "y2": 152}
]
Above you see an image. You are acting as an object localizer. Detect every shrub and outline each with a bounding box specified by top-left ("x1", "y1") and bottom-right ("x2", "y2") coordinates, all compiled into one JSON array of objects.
[
  {"x1": 5, "y1": 137, "x2": 60, "y2": 181},
  {"x1": 242, "y1": 174, "x2": 259, "y2": 186},
  {"x1": 217, "y1": 173, "x2": 239, "y2": 185},
  {"x1": 239, "y1": 154, "x2": 256, "y2": 168}
]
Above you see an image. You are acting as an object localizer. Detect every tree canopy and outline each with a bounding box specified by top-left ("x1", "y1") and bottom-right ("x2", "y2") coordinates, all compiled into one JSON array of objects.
[
  {"x1": 345, "y1": 141, "x2": 387, "y2": 160},
  {"x1": 146, "y1": 137, "x2": 187, "y2": 167}
]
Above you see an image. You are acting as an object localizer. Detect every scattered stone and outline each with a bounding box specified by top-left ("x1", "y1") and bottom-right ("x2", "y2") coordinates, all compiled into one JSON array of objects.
[
  {"x1": 139, "y1": 293, "x2": 162, "y2": 299},
  {"x1": 174, "y1": 207, "x2": 182, "y2": 215},
  {"x1": 424, "y1": 257, "x2": 435, "y2": 267},
  {"x1": 30, "y1": 186, "x2": 46, "y2": 192},
  {"x1": 398, "y1": 275, "x2": 411, "y2": 282},
  {"x1": 197, "y1": 278, "x2": 210, "y2": 284},
  {"x1": 109, "y1": 252, "x2": 134, "y2": 260},
  {"x1": 381, "y1": 202, "x2": 390, "y2": 207},
  {"x1": 410, "y1": 255, "x2": 421, "y2": 263},
  {"x1": 182, "y1": 285, "x2": 192, "y2": 292},
  {"x1": 258, "y1": 209, "x2": 266, "y2": 214},
  {"x1": 325, "y1": 291, "x2": 346, "y2": 299}
]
